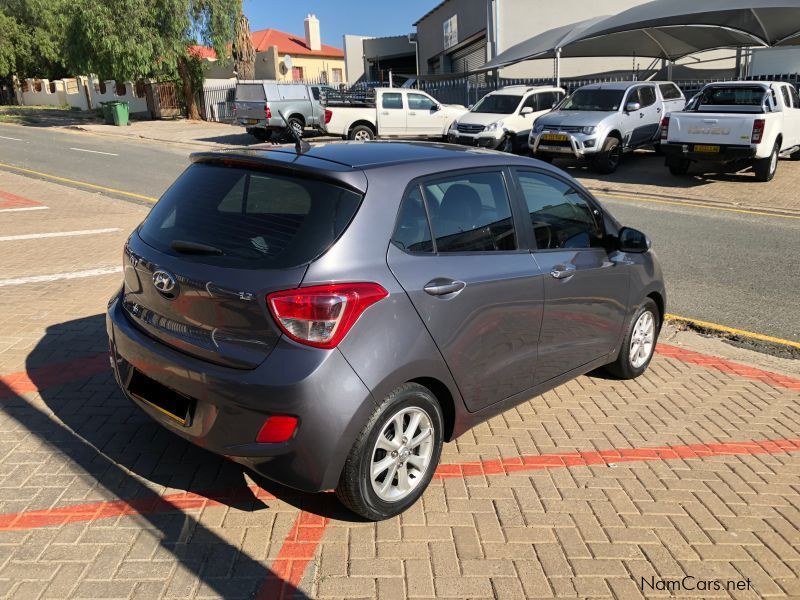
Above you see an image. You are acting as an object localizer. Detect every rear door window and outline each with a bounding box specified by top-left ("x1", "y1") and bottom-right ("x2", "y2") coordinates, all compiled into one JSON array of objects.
[
  {"x1": 139, "y1": 164, "x2": 362, "y2": 269},
  {"x1": 382, "y1": 93, "x2": 403, "y2": 109},
  {"x1": 659, "y1": 83, "x2": 682, "y2": 100},
  {"x1": 423, "y1": 171, "x2": 516, "y2": 252},
  {"x1": 639, "y1": 86, "x2": 657, "y2": 107}
]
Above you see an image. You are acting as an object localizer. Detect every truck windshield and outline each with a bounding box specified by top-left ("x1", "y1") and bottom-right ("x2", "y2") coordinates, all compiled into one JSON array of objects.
[
  {"x1": 471, "y1": 95, "x2": 522, "y2": 114},
  {"x1": 698, "y1": 86, "x2": 766, "y2": 107},
  {"x1": 560, "y1": 89, "x2": 624, "y2": 112}
]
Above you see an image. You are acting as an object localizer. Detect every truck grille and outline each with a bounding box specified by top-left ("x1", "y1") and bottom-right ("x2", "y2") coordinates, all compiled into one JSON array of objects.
[{"x1": 457, "y1": 123, "x2": 485, "y2": 134}]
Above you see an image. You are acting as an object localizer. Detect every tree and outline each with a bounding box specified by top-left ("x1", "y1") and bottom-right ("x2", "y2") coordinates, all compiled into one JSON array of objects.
[
  {"x1": 65, "y1": 0, "x2": 239, "y2": 119},
  {"x1": 0, "y1": 0, "x2": 69, "y2": 79},
  {"x1": 232, "y1": 12, "x2": 255, "y2": 80}
]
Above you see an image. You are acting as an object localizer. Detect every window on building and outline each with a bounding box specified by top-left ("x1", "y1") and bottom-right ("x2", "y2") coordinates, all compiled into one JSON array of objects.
[
  {"x1": 443, "y1": 15, "x2": 458, "y2": 50},
  {"x1": 516, "y1": 171, "x2": 602, "y2": 250},
  {"x1": 292, "y1": 66, "x2": 304, "y2": 81},
  {"x1": 332, "y1": 68, "x2": 343, "y2": 83},
  {"x1": 423, "y1": 172, "x2": 516, "y2": 253}
]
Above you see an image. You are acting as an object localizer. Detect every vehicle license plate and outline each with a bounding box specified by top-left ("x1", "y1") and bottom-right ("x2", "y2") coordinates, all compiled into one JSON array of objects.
[
  {"x1": 694, "y1": 144, "x2": 720, "y2": 153},
  {"x1": 542, "y1": 133, "x2": 569, "y2": 142},
  {"x1": 244, "y1": 119, "x2": 258, "y2": 124}
]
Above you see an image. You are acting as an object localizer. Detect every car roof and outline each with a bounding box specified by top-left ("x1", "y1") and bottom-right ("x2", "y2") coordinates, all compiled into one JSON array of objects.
[{"x1": 194, "y1": 141, "x2": 521, "y2": 170}]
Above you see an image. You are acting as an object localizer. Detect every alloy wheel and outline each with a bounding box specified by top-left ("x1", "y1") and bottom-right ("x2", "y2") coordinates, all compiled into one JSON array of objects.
[
  {"x1": 370, "y1": 407, "x2": 434, "y2": 502},
  {"x1": 629, "y1": 310, "x2": 655, "y2": 369}
]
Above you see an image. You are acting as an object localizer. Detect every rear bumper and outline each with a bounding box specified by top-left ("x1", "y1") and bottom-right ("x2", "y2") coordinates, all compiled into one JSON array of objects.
[
  {"x1": 661, "y1": 142, "x2": 757, "y2": 162},
  {"x1": 106, "y1": 293, "x2": 376, "y2": 492}
]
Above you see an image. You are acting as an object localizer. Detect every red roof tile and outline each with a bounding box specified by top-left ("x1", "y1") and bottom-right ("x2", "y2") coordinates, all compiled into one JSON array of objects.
[
  {"x1": 251, "y1": 28, "x2": 344, "y2": 58},
  {"x1": 188, "y1": 45, "x2": 218, "y2": 60}
]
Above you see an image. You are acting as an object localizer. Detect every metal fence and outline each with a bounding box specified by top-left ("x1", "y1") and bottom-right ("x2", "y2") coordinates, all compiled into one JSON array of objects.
[
  {"x1": 417, "y1": 73, "x2": 800, "y2": 106},
  {"x1": 200, "y1": 83, "x2": 236, "y2": 122}
]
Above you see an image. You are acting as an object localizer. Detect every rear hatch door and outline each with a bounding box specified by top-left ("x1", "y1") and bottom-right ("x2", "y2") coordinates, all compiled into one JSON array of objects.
[
  {"x1": 234, "y1": 83, "x2": 268, "y2": 122},
  {"x1": 668, "y1": 112, "x2": 757, "y2": 146},
  {"x1": 125, "y1": 161, "x2": 364, "y2": 369}
]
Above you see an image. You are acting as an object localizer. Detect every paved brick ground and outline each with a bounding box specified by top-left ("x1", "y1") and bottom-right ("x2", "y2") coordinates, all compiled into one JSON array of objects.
[
  {"x1": 569, "y1": 150, "x2": 800, "y2": 215},
  {"x1": 0, "y1": 171, "x2": 798, "y2": 599}
]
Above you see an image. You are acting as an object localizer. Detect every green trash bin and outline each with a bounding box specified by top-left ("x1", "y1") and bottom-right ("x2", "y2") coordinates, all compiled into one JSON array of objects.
[
  {"x1": 111, "y1": 101, "x2": 129, "y2": 127},
  {"x1": 100, "y1": 101, "x2": 116, "y2": 124}
]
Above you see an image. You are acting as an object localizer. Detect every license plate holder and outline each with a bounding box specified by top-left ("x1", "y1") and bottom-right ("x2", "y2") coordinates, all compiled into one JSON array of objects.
[{"x1": 694, "y1": 144, "x2": 720, "y2": 153}]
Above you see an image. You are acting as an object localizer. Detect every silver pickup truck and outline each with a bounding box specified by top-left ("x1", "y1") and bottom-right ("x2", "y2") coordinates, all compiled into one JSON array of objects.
[
  {"x1": 529, "y1": 81, "x2": 686, "y2": 173},
  {"x1": 233, "y1": 81, "x2": 333, "y2": 141}
]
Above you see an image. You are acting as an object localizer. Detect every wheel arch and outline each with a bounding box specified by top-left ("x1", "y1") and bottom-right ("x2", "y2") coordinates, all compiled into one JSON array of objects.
[
  {"x1": 288, "y1": 113, "x2": 306, "y2": 126},
  {"x1": 647, "y1": 291, "x2": 665, "y2": 326},
  {"x1": 349, "y1": 120, "x2": 377, "y2": 136},
  {"x1": 410, "y1": 376, "x2": 456, "y2": 441}
]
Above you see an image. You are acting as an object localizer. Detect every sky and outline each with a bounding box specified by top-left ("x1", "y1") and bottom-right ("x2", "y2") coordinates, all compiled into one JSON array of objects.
[{"x1": 243, "y1": 0, "x2": 437, "y2": 46}]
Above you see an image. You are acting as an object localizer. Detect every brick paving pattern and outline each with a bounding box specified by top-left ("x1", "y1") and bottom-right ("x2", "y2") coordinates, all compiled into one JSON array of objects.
[{"x1": 0, "y1": 170, "x2": 798, "y2": 598}]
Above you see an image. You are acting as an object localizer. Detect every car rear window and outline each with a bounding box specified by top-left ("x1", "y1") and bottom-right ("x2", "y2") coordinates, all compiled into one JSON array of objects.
[
  {"x1": 235, "y1": 84, "x2": 266, "y2": 102},
  {"x1": 138, "y1": 164, "x2": 362, "y2": 269},
  {"x1": 699, "y1": 86, "x2": 766, "y2": 106}
]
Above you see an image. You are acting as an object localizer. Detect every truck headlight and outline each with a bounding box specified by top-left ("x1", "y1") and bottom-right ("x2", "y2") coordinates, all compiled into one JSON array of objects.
[
  {"x1": 485, "y1": 121, "x2": 504, "y2": 132},
  {"x1": 581, "y1": 126, "x2": 597, "y2": 135}
]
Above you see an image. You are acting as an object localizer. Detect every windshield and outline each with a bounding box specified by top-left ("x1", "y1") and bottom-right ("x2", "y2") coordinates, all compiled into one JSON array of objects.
[
  {"x1": 560, "y1": 89, "x2": 625, "y2": 112},
  {"x1": 471, "y1": 94, "x2": 522, "y2": 114}
]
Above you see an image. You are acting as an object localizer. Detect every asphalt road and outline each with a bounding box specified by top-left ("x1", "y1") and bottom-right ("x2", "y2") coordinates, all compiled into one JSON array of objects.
[{"x1": 1, "y1": 122, "x2": 798, "y2": 343}]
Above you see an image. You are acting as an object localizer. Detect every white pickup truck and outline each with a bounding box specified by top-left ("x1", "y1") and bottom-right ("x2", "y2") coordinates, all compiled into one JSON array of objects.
[
  {"x1": 321, "y1": 88, "x2": 467, "y2": 141},
  {"x1": 661, "y1": 81, "x2": 800, "y2": 181}
]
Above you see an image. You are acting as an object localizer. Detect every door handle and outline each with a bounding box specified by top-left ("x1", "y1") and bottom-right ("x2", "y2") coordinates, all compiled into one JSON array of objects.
[
  {"x1": 424, "y1": 279, "x2": 466, "y2": 296},
  {"x1": 550, "y1": 264, "x2": 577, "y2": 279},
  {"x1": 409, "y1": 111, "x2": 417, "y2": 116},
  {"x1": 381, "y1": 111, "x2": 389, "y2": 115}
]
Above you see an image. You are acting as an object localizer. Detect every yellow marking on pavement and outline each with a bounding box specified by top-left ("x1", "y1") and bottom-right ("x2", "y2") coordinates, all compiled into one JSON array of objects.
[
  {"x1": 595, "y1": 191, "x2": 800, "y2": 220},
  {"x1": 0, "y1": 162, "x2": 158, "y2": 202},
  {"x1": 666, "y1": 313, "x2": 800, "y2": 350}
]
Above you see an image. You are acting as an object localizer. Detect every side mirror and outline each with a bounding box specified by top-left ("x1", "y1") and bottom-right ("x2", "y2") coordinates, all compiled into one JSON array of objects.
[
  {"x1": 432, "y1": 103, "x2": 441, "y2": 112},
  {"x1": 625, "y1": 101, "x2": 642, "y2": 113},
  {"x1": 618, "y1": 227, "x2": 651, "y2": 253},
  {"x1": 467, "y1": 104, "x2": 473, "y2": 110},
  {"x1": 520, "y1": 106, "x2": 534, "y2": 116}
]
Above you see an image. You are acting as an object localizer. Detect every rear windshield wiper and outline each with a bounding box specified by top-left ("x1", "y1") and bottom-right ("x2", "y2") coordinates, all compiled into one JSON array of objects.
[{"x1": 170, "y1": 240, "x2": 224, "y2": 255}]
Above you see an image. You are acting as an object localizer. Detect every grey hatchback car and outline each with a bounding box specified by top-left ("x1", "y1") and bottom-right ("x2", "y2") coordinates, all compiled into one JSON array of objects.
[{"x1": 107, "y1": 141, "x2": 665, "y2": 520}]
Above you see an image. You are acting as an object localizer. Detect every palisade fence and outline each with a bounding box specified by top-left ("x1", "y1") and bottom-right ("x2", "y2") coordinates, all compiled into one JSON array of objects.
[{"x1": 417, "y1": 73, "x2": 800, "y2": 106}]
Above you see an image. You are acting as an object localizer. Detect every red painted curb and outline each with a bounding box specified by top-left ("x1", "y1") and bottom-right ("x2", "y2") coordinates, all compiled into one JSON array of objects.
[{"x1": 656, "y1": 343, "x2": 800, "y2": 391}]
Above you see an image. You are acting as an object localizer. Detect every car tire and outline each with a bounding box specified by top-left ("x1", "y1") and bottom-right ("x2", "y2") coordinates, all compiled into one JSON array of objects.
[
  {"x1": 667, "y1": 158, "x2": 690, "y2": 176},
  {"x1": 604, "y1": 298, "x2": 660, "y2": 380},
  {"x1": 336, "y1": 383, "x2": 443, "y2": 521},
  {"x1": 349, "y1": 125, "x2": 375, "y2": 141},
  {"x1": 753, "y1": 141, "x2": 780, "y2": 182},
  {"x1": 593, "y1": 137, "x2": 622, "y2": 174}
]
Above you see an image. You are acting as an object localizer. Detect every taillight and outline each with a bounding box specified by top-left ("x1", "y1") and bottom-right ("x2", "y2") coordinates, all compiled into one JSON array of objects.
[
  {"x1": 265, "y1": 104, "x2": 272, "y2": 119},
  {"x1": 256, "y1": 415, "x2": 298, "y2": 443},
  {"x1": 324, "y1": 109, "x2": 332, "y2": 124},
  {"x1": 751, "y1": 119, "x2": 765, "y2": 143},
  {"x1": 660, "y1": 116, "x2": 670, "y2": 140},
  {"x1": 267, "y1": 283, "x2": 388, "y2": 349}
]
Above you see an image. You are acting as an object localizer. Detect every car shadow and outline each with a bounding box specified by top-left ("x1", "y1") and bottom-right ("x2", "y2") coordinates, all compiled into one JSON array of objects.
[
  {"x1": 0, "y1": 313, "x2": 379, "y2": 597},
  {"x1": 556, "y1": 149, "x2": 766, "y2": 190},
  {"x1": 0, "y1": 106, "x2": 103, "y2": 127},
  {"x1": 24, "y1": 313, "x2": 364, "y2": 520},
  {"x1": 195, "y1": 129, "x2": 335, "y2": 147}
]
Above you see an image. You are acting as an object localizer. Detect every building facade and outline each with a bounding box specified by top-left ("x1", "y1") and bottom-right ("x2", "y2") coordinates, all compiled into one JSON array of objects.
[{"x1": 413, "y1": 0, "x2": 736, "y2": 80}]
